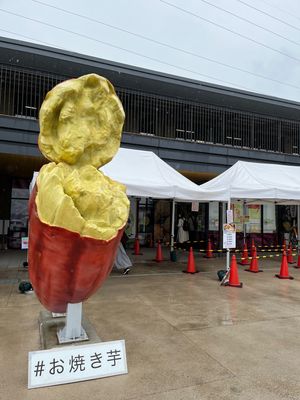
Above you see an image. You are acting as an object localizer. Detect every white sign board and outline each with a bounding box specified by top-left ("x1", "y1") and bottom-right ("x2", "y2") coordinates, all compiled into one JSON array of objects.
[
  {"x1": 223, "y1": 223, "x2": 236, "y2": 249},
  {"x1": 21, "y1": 237, "x2": 29, "y2": 250},
  {"x1": 226, "y1": 210, "x2": 233, "y2": 223},
  {"x1": 191, "y1": 201, "x2": 199, "y2": 212},
  {"x1": 28, "y1": 340, "x2": 127, "y2": 389}
]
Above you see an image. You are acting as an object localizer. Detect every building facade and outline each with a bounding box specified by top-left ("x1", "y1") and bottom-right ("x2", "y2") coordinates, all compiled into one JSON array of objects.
[{"x1": 1, "y1": 37, "x2": 300, "y2": 249}]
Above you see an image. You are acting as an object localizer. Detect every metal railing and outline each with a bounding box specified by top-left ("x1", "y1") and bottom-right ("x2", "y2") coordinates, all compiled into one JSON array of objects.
[
  {"x1": 1, "y1": 64, "x2": 300, "y2": 155},
  {"x1": 0, "y1": 65, "x2": 65, "y2": 119}
]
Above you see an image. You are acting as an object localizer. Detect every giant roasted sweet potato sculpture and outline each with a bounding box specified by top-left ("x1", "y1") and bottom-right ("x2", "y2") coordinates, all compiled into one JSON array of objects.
[{"x1": 28, "y1": 74, "x2": 129, "y2": 313}]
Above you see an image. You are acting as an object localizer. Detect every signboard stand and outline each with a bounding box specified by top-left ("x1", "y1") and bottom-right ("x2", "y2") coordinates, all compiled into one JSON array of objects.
[
  {"x1": 57, "y1": 303, "x2": 89, "y2": 344},
  {"x1": 220, "y1": 200, "x2": 237, "y2": 286},
  {"x1": 28, "y1": 340, "x2": 128, "y2": 389},
  {"x1": 21, "y1": 236, "x2": 29, "y2": 268}
]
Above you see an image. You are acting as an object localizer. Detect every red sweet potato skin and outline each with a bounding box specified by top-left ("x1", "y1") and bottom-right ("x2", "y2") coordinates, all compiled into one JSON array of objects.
[{"x1": 28, "y1": 187, "x2": 123, "y2": 313}]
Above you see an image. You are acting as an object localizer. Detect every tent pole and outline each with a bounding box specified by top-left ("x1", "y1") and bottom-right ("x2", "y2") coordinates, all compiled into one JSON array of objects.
[
  {"x1": 170, "y1": 199, "x2": 176, "y2": 261},
  {"x1": 171, "y1": 199, "x2": 175, "y2": 251},
  {"x1": 226, "y1": 199, "x2": 231, "y2": 271},
  {"x1": 135, "y1": 198, "x2": 140, "y2": 240},
  {"x1": 218, "y1": 202, "x2": 223, "y2": 252},
  {"x1": 243, "y1": 201, "x2": 246, "y2": 245},
  {"x1": 297, "y1": 205, "x2": 300, "y2": 256}
]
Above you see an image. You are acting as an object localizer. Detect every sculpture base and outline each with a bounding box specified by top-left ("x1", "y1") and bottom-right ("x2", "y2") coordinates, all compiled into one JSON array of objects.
[
  {"x1": 38, "y1": 311, "x2": 101, "y2": 349},
  {"x1": 57, "y1": 326, "x2": 89, "y2": 344}
]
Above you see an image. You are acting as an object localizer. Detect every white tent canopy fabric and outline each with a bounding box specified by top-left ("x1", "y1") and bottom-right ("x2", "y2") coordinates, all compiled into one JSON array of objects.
[
  {"x1": 101, "y1": 148, "x2": 200, "y2": 201},
  {"x1": 31, "y1": 148, "x2": 200, "y2": 201},
  {"x1": 197, "y1": 161, "x2": 300, "y2": 204},
  {"x1": 30, "y1": 147, "x2": 200, "y2": 252}
]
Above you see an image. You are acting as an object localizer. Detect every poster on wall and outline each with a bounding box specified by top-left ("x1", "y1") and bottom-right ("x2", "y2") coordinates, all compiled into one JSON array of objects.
[
  {"x1": 223, "y1": 223, "x2": 236, "y2": 248},
  {"x1": 232, "y1": 203, "x2": 243, "y2": 233},
  {"x1": 247, "y1": 205, "x2": 261, "y2": 233}
]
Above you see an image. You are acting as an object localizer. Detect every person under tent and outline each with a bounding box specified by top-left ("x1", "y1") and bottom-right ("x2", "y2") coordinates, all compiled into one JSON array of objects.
[{"x1": 177, "y1": 214, "x2": 189, "y2": 244}]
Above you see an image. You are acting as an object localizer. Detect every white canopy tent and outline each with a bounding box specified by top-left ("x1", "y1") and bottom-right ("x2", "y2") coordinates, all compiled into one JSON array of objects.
[
  {"x1": 31, "y1": 148, "x2": 201, "y2": 253},
  {"x1": 197, "y1": 160, "x2": 300, "y2": 204},
  {"x1": 101, "y1": 148, "x2": 201, "y2": 201},
  {"x1": 31, "y1": 148, "x2": 201, "y2": 201},
  {"x1": 102, "y1": 148, "x2": 201, "y2": 254},
  {"x1": 197, "y1": 160, "x2": 300, "y2": 271}
]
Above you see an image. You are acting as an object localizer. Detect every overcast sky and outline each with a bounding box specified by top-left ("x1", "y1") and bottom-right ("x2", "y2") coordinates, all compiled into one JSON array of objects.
[{"x1": 1, "y1": 0, "x2": 300, "y2": 102}]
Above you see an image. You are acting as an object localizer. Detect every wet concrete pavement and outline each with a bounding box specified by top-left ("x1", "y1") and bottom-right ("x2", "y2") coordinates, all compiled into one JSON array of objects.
[{"x1": 1, "y1": 247, "x2": 300, "y2": 399}]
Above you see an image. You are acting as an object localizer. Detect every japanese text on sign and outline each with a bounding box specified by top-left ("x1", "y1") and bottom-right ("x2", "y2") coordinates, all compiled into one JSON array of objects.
[
  {"x1": 28, "y1": 340, "x2": 127, "y2": 389},
  {"x1": 223, "y1": 223, "x2": 236, "y2": 249}
]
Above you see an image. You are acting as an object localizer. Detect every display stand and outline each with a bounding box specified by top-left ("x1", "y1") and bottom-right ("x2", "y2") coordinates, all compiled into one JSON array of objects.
[
  {"x1": 38, "y1": 303, "x2": 99, "y2": 349},
  {"x1": 57, "y1": 303, "x2": 89, "y2": 344},
  {"x1": 220, "y1": 200, "x2": 231, "y2": 286}
]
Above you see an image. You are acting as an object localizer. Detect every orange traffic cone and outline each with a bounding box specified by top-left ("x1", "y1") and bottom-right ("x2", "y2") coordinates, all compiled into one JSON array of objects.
[
  {"x1": 183, "y1": 247, "x2": 199, "y2": 274},
  {"x1": 275, "y1": 251, "x2": 294, "y2": 279},
  {"x1": 287, "y1": 243, "x2": 295, "y2": 264},
  {"x1": 294, "y1": 253, "x2": 300, "y2": 269},
  {"x1": 132, "y1": 238, "x2": 142, "y2": 255},
  {"x1": 245, "y1": 247, "x2": 263, "y2": 273},
  {"x1": 225, "y1": 255, "x2": 243, "y2": 287},
  {"x1": 204, "y1": 238, "x2": 215, "y2": 258},
  {"x1": 154, "y1": 241, "x2": 164, "y2": 262},
  {"x1": 239, "y1": 243, "x2": 250, "y2": 265}
]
